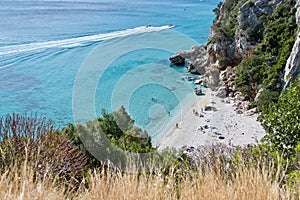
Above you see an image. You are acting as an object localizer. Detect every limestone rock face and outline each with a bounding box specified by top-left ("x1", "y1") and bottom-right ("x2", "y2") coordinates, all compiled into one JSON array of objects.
[
  {"x1": 178, "y1": 45, "x2": 209, "y2": 75},
  {"x1": 202, "y1": 65, "x2": 221, "y2": 90},
  {"x1": 254, "y1": 88, "x2": 265, "y2": 102},
  {"x1": 207, "y1": 0, "x2": 282, "y2": 67},
  {"x1": 284, "y1": 0, "x2": 300, "y2": 88},
  {"x1": 216, "y1": 86, "x2": 227, "y2": 98},
  {"x1": 236, "y1": 0, "x2": 280, "y2": 56}
]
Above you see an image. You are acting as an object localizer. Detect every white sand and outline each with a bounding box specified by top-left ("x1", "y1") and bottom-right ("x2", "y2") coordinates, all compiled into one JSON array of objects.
[{"x1": 157, "y1": 89, "x2": 266, "y2": 149}]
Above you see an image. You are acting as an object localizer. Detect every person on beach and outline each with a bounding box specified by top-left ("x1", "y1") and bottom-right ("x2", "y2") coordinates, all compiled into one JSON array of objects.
[{"x1": 176, "y1": 123, "x2": 179, "y2": 129}]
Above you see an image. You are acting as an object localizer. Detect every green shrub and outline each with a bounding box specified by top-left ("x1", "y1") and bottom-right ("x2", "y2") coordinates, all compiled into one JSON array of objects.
[
  {"x1": 285, "y1": 142, "x2": 300, "y2": 197},
  {"x1": 260, "y1": 77, "x2": 300, "y2": 158},
  {"x1": 235, "y1": 56, "x2": 265, "y2": 98},
  {"x1": 219, "y1": 57, "x2": 230, "y2": 68},
  {"x1": 256, "y1": 89, "x2": 279, "y2": 110},
  {"x1": 63, "y1": 107, "x2": 154, "y2": 169},
  {"x1": 233, "y1": 0, "x2": 297, "y2": 101}
]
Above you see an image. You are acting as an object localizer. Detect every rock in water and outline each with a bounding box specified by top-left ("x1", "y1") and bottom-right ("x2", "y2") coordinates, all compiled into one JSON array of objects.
[
  {"x1": 178, "y1": 45, "x2": 209, "y2": 74},
  {"x1": 169, "y1": 54, "x2": 185, "y2": 66}
]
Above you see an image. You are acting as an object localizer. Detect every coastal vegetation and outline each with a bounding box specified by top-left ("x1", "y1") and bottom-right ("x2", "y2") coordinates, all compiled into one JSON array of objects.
[
  {"x1": 0, "y1": 155, "x2": 294, "y2": 199},
  {"x1": 260, "y1": 76, "x2": 300, "y2": 158},
  {"x1": 63, "y1": 106, "x2": 154, "y2": 168},
  {"x1": 0, "y1": 0, "x2": 299, "y2": 199},
  {"x1": 209, "y1": 0, "x2": 297, "y2": 106},
  {"x1": 206, "y1": 0, "x2": 300, "y2": 196},
  {"x1": 235, "y1": 0, "x2": 297, "y2": 105},
  {"x1": 211, "y1": 0, "x2": 247, "y2": 44},
  {"x1": 0, "y1": 102, "x2": 299, "y2": 199}
]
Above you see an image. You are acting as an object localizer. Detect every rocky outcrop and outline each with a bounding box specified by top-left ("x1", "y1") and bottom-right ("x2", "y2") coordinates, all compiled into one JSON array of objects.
[
  {"x1": 173, "y1": 0, "x2": 298, "y2": 106},
  {"x1": 236, "y1": 0, "x2": 281, "y2": 55},
  {"x1": 203, "y1": 65, "x2": 221, "y2": 89},
  {"x1": 194, "y1": 88, "x2": 203, "y2": 96},
  {"x1": 207, "y1": 0, "x2": 282, "y2": 68},
  {"x1": 219, "y1": 66, "x2": 237, "y2": 97},
  {"x1": 216, "y1": 86, "x2": 227, "y2": 98},
  {"x1": 177, "y1": 45, "x2": 209, "y2": 75},
  {"x1": 284, "y1": 0, "x2": 300, "y2": 88},
  {"x1": 169, "y1": 55, "x2": 185, "y2": 66}
]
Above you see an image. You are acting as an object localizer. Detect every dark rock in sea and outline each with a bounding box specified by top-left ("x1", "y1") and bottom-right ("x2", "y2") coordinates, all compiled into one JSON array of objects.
[
  {"x1": 178, "y1": 45, "x2": 208, "y2": 74},
  {"x1": 169, "y1": 54, "x2": 185, "y2": 66},
  {"x1": 187, "y1": 62, "x2": 200, "y2": 74}
]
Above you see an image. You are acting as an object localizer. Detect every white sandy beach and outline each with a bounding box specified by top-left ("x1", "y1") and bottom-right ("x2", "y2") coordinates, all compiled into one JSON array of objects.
[{"x1": 157, "y1": 89, "x2": 266, "y2": 149}]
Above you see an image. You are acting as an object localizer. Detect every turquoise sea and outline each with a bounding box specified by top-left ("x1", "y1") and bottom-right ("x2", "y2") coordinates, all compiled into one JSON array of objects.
[{"x1": 0, "y1": 0, "x2": 219, "y2": 140}]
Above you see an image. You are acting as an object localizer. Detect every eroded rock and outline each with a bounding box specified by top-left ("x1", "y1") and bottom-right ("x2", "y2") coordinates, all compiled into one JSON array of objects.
[{"x1": 169, "y1": 54, "x2": 185, "y2": 66}]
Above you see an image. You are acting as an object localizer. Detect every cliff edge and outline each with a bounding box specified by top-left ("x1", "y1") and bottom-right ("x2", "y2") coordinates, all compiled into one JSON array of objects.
[{"x1": 176, "y1": 0, "x2": 299, "y2": 109}]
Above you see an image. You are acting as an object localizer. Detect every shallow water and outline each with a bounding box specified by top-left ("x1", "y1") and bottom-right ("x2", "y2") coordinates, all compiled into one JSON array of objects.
[{"x1": 0, "y1": 0, "x2": 219, "y2": 141}]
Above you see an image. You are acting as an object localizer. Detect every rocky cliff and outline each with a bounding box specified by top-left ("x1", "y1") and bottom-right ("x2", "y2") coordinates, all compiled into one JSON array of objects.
[
  {"x1": 176, "y1": 0, "x2": 299, "y2": 103},
  {"x1": 284, "y1": 0, "x2": 300, "y2": 88},
  {"x1": 207, "y1": 0, "x2": 283, "y2": 68}
]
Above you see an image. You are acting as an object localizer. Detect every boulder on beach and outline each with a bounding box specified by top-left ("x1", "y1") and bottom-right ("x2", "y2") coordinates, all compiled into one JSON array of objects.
[
  {"x1": 194, "y1": 88, "x2": 203, "y2": 96},
  {"x1": 216, "y1": 86, "x2": 227, "y2": 98},
  {"x1": 204, "y1": 105, "x2": 217, "y2": 112},
  {"x1": 169, "y1": 54, "x2": 185, "y2": 66}
]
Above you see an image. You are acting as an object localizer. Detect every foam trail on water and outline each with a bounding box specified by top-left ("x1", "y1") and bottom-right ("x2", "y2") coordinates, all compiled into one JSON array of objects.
[{"x1": 0, "y1": 25, "x2": 174, "y2": 56}]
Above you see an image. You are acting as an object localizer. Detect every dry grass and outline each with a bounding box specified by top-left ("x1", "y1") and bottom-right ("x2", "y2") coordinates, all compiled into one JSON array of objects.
[
  {"x1": 180, "y1": 165, "x2": 290, "y2": 200},
  {"x1": 0, "y1": 167, "x2": 66, "y2": 200},
  {"x1": 79, "y1": 168, "x2": 177, "y2": 200},
  {"x1": 0, "y1": 162, "x2": 297, "y2": 200}
]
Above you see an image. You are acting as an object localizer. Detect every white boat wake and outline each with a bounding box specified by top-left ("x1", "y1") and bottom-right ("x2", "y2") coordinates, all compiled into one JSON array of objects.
[{"x1": 0, "y1": 25, "x2": 174, "y2": 56}]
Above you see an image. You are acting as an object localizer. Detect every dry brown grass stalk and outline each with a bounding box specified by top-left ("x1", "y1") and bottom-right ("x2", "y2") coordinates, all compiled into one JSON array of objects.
[
  {"x1": 0, "y1": 160, "x2": 296, "y2": 200},
  {"x1": 76, "y1": 161, "x2": 295, "y2": 200}
]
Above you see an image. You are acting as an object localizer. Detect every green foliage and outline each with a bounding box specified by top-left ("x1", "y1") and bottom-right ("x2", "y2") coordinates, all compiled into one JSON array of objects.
[
  {"x1": 219, "y1": 57, "x2": 230, "y2": 68},
  {"x1": 260, "y1": 77, "x2": 300, "y2": 158},
  {"x1": 212, "y1": 2, "x2": 222, "y2": 16},
  {"x1": 249, "y1": 1, "x2": 255, "y2": 7},
  {"x1": 63, "y1": 106, "x2": 154, "y2": 169},
  {"x1": 285, "y1": 142, "x2": 300, "y2": 196},
  {"x1": 256, "y1": 89, "x2": 279, "y2": 110},
  {"x1": 210, "y1": 0, "x2": 250, "y2": 43},
  {"x1": 99, "y1": 106, "x2": 153, "y2": 153},
  {"x1": 235, "y1": 0, "x2": 297, "y2": 106},
  {"x1": 235, "y1": 55, "x2": 266, "y2": 98}
]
